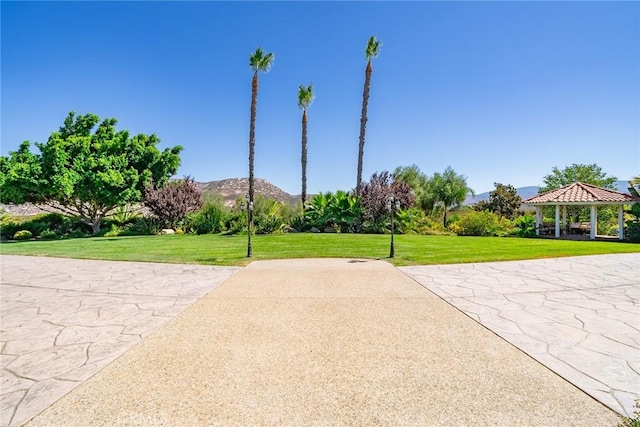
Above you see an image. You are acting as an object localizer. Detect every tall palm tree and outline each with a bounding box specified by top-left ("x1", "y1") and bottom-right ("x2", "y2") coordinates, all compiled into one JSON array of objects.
[
  {"x1": 298, "y1": 84, "x2": 315, "y2": 208},
  {"x1": 247, "y1": 47, "x2": 274, "y2": 248},
  {"x1": 356, "y1": 35, "x2": 381, "y2": 196}
]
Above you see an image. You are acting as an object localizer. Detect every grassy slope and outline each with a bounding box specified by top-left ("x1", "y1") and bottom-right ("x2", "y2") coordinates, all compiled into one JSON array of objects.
[{"x1": 1, "y1": 234, "x2": 638, "y2": 266}]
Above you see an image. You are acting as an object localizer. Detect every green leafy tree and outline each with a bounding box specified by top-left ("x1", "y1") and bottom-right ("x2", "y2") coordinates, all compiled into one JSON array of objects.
[
  {"x1": 476, "y1": 182, "x2": 522, "y2": 220},
  {"x1": 355, "y1": 36, "x2": 381, "y2": 196},
  {"x1": 430, "y1": 166, "x2": 474, "y2": 227},
  {"x1": 539, "y1": 163, "x2": 617, "y2": 193},
  {"x1": 248, "y1": 47, "x2": 274, "y2": 244},
  {"x1": 393, "y1": 164, "x2": 432, "y2": 211},
  {"x1": 298, "y1": 84, "x2": 314, "y2": 208},
  {"x1": 539, "y1": 163, "x2": 618, "y2": 227},
  {"x1": 0, "y1": 112, "x2": 182, "y2": 233}
]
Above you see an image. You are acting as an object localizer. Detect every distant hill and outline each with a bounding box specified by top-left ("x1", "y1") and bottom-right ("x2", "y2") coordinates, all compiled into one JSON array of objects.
[
  {"x1": 1, "y1": 178, "x2": 300, "y2": 216},
  {"x1": 464, "y1": 180, "x2": 633, "y2": 206},
  {"x1": 2, "y1": 178, "x2": 633, "y2": 216},
  {"x1": 196, "y1": 178, "x2": 299, "y2": 206}
]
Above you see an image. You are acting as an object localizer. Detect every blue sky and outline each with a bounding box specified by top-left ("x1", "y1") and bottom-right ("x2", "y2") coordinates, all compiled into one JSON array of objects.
[{"x1": 2, "y1": 1, "x2": 638, "y2": 195}]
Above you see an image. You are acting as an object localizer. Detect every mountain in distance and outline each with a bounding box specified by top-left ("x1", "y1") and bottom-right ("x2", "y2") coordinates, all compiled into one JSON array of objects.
[
  {"x1": 2, "y1": 178, "x2": 634, "y2": 216},
  {"x1": 196, "y1": 178, "x2": 300, "y2": 206},
  {"x1": 464, "y1": 180, "x2": 633, "y2": 206},
  {"x1": 0, "y1": 178, "x2": 302, "y2": 216}
]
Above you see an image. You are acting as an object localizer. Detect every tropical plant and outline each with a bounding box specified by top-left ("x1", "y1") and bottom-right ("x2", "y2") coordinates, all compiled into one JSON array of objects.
[
  {"x1": 628, "y1": 177, "x2": 640, "y2": 197},
  {"x1": 124, "y1": 216, "x2": 164, "y2": 236},
  {"x1": 355, "y1": 36, "x2": 381, "y2": 196},
  {"x1": 253, "y1": 196, "x2": 287, "y2": 234},
  {"x1": 0, "y1": 112, "x2": 182, "y2": 233},
  {"x1": 625, "y1": 202, "x2": 640, "y2": 243},
  {"x1": 298, "y1": 84, "x2": 314, "y2": 208},
  {"x1": 248, "y1": 47, "x2": 275, "y2": 242},
  {"x1": 305, "y1": 191, "x2": 361, "y2": 232},
  {"x1": 514, "y1": 214, "x2": 536, "y2": 237},
  {"x1": 144, "y1": 176, "x2": 203, "y2": 228},
  {"x1": 430, "y1": 166, "x2": 474, "y2": 226},
  {"x1": 108, "y1": 204, "x2": 142, "y2": 227}
]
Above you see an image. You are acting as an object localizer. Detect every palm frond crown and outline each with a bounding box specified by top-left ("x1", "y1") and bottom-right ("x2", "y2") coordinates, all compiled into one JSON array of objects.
[
  {"x1": 249, "y1": 47, "x2": 275, "y2": 73},
  {"x1": 298, "y1": 85, "x2": 315, "y2": 110},
  {"x1": 365, "y1": 36, "x2": 381, "y2": 61}
]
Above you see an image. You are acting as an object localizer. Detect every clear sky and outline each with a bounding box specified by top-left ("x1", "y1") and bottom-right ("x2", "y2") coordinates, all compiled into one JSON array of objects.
[{"x1": 2, "y1": 1, "x2": 638, "y2": 195}]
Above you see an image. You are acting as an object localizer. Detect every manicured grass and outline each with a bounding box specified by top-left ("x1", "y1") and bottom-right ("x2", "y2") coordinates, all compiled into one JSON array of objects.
[{"x1": 1, "y1": 233, "x2": 638, "y2": 266}]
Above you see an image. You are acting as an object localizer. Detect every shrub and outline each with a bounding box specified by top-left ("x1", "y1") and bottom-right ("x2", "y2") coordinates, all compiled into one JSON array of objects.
[
  {"x1": 185, "y1": 199, "x2": 228, "y2": 235},
  {"x1": 109, "y1": 204, "x2": 142, "y2": 226},
  {"x1": 450, "y1": 211, "x2": 513, "y2": 236},
  {"x1": 305, "y1": 191, "x2": 361, "y2": 232},
  {"x1": 625, "y1": 203, "x2": 640, "y2": 243},
  {"x1": 68, "y1": 230, "x2": 89, "y2": 239},
  {"x1": 123, "y1": 217, "x2": 164, "y2": 236},
  {"x1": 102, "y1": 224, "x2": 123, "y2": 237},
  {"x1": 0, "y1": 214, "x2": 19, "y2": 239},
  {"x1": 13, "y1": 230, "x2": 33, "y2": 240},
  {"x1": 252, "y1": 196, "x2": 286, "y2": 234},
  {"x1": 5, "y1": 213, "x2": 66, "y2": 237},
  {"x1": 360, "y1": 171, "x2": 415, "y2": 230},
  {"x1": 144, "y1": 176, "x2": 203, "y2": 228},
  {"x1": 514, "y1": 214, "x2": 536, "y2": 237},
  {"x1": 618, "y1": 399, "x2": 640, "y2": 427},
  {"x1": 39, "y1": 229, "x2": 58, "y2": 240},
  {"x1": 396, "y1": 207, "x2": 448, "y2": 235}
]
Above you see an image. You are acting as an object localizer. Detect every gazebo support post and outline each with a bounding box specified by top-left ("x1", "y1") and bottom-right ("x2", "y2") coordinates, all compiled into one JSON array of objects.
[
  {"x1": 562, "y1": 206, "x2": 567, "y2": 235},
  {"x1": 618, "y1": 205, "x2": 625, "y2": 240},
  {"x1": 590, "y1": 205, "x2": 597, "y2": 240},
  {"x1": 555, "y1": 205, "x2": 560, "y2": 238},
  {"x1": 535, "y1": 206, "x2": 542, "y2": 236}
]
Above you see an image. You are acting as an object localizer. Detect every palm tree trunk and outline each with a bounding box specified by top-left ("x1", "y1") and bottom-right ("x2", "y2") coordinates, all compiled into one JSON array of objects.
[
  {"x1": 356, "y1": 60, "x2": 372, "y2": 196},
  {"x1": 249, "y1": 72, "x2": 258, "y2": 229},
  {"x1": 301, "y1": 109, "x2": 308, "y2": 208}
]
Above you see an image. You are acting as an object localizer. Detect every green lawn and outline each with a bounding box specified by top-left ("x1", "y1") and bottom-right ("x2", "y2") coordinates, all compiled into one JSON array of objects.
[{"x1": 1, "y1": 233, "x2": 638, "y2": 266}]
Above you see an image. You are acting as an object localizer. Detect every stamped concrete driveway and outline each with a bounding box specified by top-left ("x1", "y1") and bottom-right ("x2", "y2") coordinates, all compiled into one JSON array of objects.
[
  {"x1": 401, "y1": 253, "x2": 640, "y2": 418},
  {"x1": 0, "y1": 254, "x2": 636, "y2": 426},
  {"x1": 22, "y1": 258, "x2": 621, "y2": 426},
  {"x1": 0, "y1": 255, "x2": 240, "y2": 427}
]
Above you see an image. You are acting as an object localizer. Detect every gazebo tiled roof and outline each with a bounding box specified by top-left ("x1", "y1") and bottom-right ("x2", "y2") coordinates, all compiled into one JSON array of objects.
[{"x1": 523, "y1": 182, "x2": 638, "y2": 205}]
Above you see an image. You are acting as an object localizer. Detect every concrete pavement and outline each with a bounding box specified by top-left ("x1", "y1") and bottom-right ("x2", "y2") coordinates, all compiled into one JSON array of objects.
[
  {"x1": 0, "y1": 256, "x2": 240, "y2": 427},
  {"x1": 401, "y1": 253, "x2": 640, "y2": 418},
  {"x1": 5, "y1": 256, "x2": 624, "y2": 426}
]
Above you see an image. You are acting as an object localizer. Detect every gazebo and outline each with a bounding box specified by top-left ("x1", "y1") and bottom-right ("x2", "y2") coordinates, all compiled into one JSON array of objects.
[{"x1": 523, "y1": 182, "x2": 639, "y2": 240}]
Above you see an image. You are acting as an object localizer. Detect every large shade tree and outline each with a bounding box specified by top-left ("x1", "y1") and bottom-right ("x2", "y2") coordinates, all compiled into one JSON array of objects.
[
  {"x1": 539, "y1": 163, "x2": 617, "y2": 193},
  {"x1": 0, "y1": 112, "x2": 182, "y2": 233},
  {"x1": 475, "y1": 182, "x2": 522, "y2": 220},
  {"x1": 355, "y1": 36, "x2": 381, "y2": 196},
  {"x1": 393, "y1": 164, "x2": 430, "y2": 211},
  {"x1": 539, "y1": 163, "x2": 618, "y2": 225},
  {"x1": 298, "y1": 84, "x2": 314, "y2": 208},
  {"x1": 247, "y1": 47, "x2": 274, "y2": 241}
]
